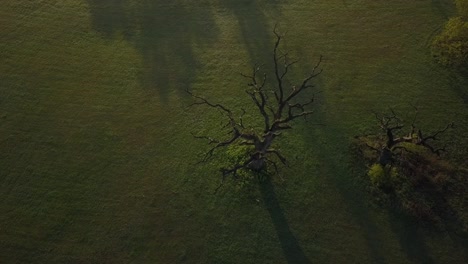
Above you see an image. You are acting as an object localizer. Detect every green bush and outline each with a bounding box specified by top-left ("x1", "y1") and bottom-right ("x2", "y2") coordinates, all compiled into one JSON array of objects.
[
  {"x1": 368, "y1": 163, "x2": 386, "y2": 185},
  {"x1": 432, "y1": 17, "x2": 468, "y2": 67},
  {"x1": 368, "y1": 163, "x2": 399, "y2": 187},
  {"x1": 432, "y1": 0, "x2": 468, "y2": 67}
]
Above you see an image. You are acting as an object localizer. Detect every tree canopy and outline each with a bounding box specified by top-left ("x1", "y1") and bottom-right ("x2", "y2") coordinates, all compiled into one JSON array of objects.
[{"x1": 432, "y1": 0, "x2": 468, "y2": 67}]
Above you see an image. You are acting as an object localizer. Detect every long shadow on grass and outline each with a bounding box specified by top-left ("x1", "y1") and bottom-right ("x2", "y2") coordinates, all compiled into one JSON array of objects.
[
  {"x1": 220, "y1": 0, "x2": 280, "y2": 66},
  {"x1": 86, "y1": 0, "x2": 219, "y2": 101},
  {"x1": 259, "y1": 178, "x2": 311, "y2": 264},
  {"x1": 387, "y1": 212, "x2": 435, "y2": 264},
  {"x1": 448, "y1": 68, "x2": 468, "y2": 105},
  {"x1": 294, "y1": 71, "x2": 389, "y2": 262},
  {"x1": 387, "y1": 198, "x2": 468, "y2": 264}
]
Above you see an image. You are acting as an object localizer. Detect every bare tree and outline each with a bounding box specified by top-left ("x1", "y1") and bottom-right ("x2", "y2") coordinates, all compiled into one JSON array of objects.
[
  {"x1": 370, "y1": 107, "x2": 454, "y2": 166},
  {"x1": 187, "y1": 28, "x2": 322, "y2": 180}
]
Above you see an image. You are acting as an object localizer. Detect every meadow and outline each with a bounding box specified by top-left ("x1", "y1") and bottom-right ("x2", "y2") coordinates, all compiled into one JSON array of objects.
[{"x1": 1, "y1": 0, "x2": 467, "y2": 263}]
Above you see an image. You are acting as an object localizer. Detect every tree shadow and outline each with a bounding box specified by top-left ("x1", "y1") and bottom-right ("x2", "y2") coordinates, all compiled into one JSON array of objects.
[
  {"x1": 387, "y1": 210, "x2": 436, "y2": 264},
  {"x1": 219, "y1": 0, "x2": 281, "y2": 65},
  {"x1": 299, "y1": 92, "x2": 389, "y2": 263},
  {"x1": 448, "y1": 68, "x2": 468, "y2": 105},
  {"x1": 387, "y1": 170, "x2": 468, "y2": 254},
  {"x1": 259, "y1": 177, "x2": 312, "y2": 264},
  {"x1": 431, "y1": 192, "x2": 468, "y2": 241},
  {"x1": 86, "y1": 0, "x2": 219, "y2": 101}
]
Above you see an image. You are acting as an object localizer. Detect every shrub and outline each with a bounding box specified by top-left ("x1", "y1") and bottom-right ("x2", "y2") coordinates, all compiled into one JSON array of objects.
[
  {"x1": 368, "y1": 163, "x2": 386, "y2": 185},
  {"x1": 432, "y1": 11, "x2": 468, "y2": 67},
  {"x1": 368, "y1": 163, "x2": 400, "y2": 194}
]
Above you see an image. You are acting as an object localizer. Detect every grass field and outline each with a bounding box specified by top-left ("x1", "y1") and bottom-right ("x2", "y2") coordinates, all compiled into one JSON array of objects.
[{"x1": 1, "y1": 0, "x2": 467, "y2": 263}]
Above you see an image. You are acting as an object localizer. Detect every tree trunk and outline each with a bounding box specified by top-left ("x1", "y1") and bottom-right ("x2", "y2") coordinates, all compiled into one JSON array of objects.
[
  {"x1": 248, "y1": 133, "x2": 275, "y2": 171},
  {"x1": 248, "y1": 157, "x2": 266, "y2": 171},
  {"x1": 379, "y1": 147, "x2": 393, "y2": 166}
]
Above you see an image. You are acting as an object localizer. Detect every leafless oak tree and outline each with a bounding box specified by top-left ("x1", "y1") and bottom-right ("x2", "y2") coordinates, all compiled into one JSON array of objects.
[
  {"x1": 187, "y1": 28, "x2": 322, "y2": 180},
  {"x1": 370, "y1": 107, "x2": 454, "y2": 165}
]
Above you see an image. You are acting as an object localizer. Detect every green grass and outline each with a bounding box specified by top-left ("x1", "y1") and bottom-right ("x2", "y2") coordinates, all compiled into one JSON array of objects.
[{"x1": 1, "y1": 0, "x2": 467, "y2": 263}]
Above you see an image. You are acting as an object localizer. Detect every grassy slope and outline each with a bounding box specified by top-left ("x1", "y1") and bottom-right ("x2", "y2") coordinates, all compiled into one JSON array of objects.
[{"x1": 0, "y1": 0, "x2": 467, "y2": 263}]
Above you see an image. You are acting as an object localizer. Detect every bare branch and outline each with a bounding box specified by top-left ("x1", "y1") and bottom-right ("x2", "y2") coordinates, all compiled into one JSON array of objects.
[
  {"x1": 365, "y1": 143, "x2": 381, "y2": 152},
  {"x1": 243, "y1": 65, "x2": 272, "y2": 133},
  {"x1": 266, "y1": 149, "x2": 288, "y2": 165},
  {"x1": 265, "y1": 158, "x2": 280, "y2": 175},
  {"x1": 409, "y1": 103, "x2": 419, "y2": 132},
  {"x1": 201, "y1": 133, "x2": 242, "y2": 162},
  {"x1": 273, "y1": 27, "x2": 285, "y2": 105},
  {"x1": 280, "y1": 58, "x2": 299, "y2": 80},
  {"x1": 191, "y1": 132, "x2": 219, "y2": 144},
  {"x1": 416, "y1": 122, "x2": 454, "y2": 155},
  {"x1": 418, "y1": 122, "x2": 454, "y2": 143},
  {"x1": 373, "y1": 109, "x2": 406, "y2": 148},
  {"x1": 186, "y1": 89, "x2": 232, "y2": 115},
  {"x1": 239, "y1": 108, "x2": 246, "y2": 129},
  {"x1": 273, "y1": 56, "x2": 322, "y2": 123},
  {"x1": 221, "y1": 154, "x2": 257, "y2": 178}
]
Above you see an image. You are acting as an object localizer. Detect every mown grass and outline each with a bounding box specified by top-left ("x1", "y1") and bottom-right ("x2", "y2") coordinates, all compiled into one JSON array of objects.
[{"x1": 1, "y1": 0, "x2": 467, "y2": 263}]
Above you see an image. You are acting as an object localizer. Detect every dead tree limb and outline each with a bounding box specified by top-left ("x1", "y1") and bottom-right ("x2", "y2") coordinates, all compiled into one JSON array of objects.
[{"x1": 370, "y1": 108, "x2": 454, "y2": 165}]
